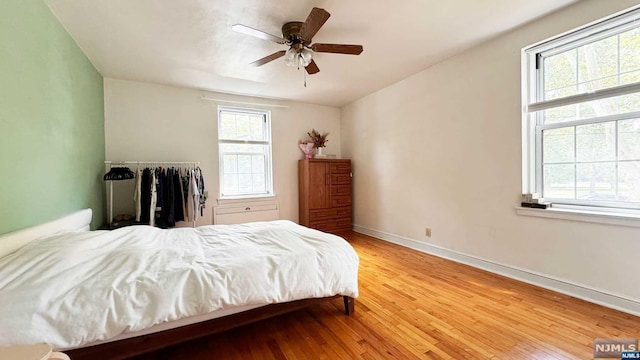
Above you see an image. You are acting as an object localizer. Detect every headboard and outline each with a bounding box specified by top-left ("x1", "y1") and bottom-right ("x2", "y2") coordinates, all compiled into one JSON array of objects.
[{"x1": 0, "y1": 208, "x2": 93, "y2": 259}]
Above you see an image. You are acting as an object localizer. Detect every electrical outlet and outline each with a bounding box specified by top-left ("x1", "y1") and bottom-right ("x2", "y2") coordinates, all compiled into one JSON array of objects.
[{"x1": 425, "y1": 227, "x2": 432, "y2": 237}]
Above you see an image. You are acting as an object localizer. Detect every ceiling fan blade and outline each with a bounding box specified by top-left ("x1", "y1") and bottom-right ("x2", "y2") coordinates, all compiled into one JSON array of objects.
[
  {"x1": 250, "y1": 51, "x2": 287, "y2": 67},
  {"x1": 311, "y1": 43, "x2": 363, "y2": 55},
  {"x1": 299, "y1": 7, "x2": 330, "y2": 41},
  {"x1": 305, "y1": 59, "x2": 320, "y2": 75},
  {"x1": 232, "y1": 24, "x2": 286, "y2": 44}
]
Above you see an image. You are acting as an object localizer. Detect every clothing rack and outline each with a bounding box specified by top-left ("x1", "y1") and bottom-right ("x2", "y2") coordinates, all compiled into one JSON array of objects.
[
  {"x1": 104, "y1": 161, "x2": 201, "y2": 228},
  {"x1": 105, "y1": 161, "x2": 200, "y2": 167}
]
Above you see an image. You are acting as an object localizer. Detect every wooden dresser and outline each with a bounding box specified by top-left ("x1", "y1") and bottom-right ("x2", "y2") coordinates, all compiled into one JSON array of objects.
[{"x1": 298, "y1": 159, "x2": 352, "y2": 233}]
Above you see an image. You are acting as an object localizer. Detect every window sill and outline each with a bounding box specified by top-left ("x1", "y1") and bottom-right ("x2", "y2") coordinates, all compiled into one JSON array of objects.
[
  {"x1": 515, "y1": 205, "x2": 640, "y2": 228},
  {"x1": 217, "y1": 195, "x2": 277, "y2": 205}
]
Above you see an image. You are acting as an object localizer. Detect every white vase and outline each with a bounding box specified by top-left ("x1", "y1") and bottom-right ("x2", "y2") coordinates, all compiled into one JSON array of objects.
[{"x1": 315, "y1": 147, "x2": 326, "y2": 158}]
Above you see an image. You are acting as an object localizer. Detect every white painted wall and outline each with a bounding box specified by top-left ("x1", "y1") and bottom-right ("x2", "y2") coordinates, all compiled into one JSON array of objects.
[
  {"x1": 341, "y1": 0, "x2": 640, "y2": 308},
  {"x1": 104, "y1": 78, "x2": 340, "y2": 226}
]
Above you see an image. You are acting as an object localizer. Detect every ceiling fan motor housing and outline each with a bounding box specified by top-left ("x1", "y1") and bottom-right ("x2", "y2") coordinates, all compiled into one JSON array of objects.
[
  {"x1": 282, "y1": 21, "x2": 309, "y2": 46},
  {"x1": 233, "y1": 7, "x2": 362, "y2": 75}
]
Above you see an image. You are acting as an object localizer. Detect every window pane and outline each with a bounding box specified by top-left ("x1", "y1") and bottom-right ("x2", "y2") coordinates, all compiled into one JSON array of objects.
[
  {"x1": 238, "y1": 174, "x2": 252, "y2": 193},
  {"x1": 619, "y1": 118, "x2": 640, "y2": 161},
  {"x1": 220, "y1": 143, "x2": 265, "y2": 153},
  {"x1": 223, "y1": 154, "x2": 237, "y2": 174},
  {"x1": 250, "y1": 116, "x2": 264, "y2": 140},
  {"x1": 252, "y1": 174, "x2": 266, "y2": 192},
  {"x1": 237, "y1": 155, "x2": 252, "y2": 174},
  {"x1": 576, "y1": 122, "x2": 615, "y2": 162},
  {"x1": 252, "y1": 155, "x2": 265, "y2": 174},
  {"x1": 577, "y1": 93, "x2": 640, "y2": 119},
  {"x1": 219, "y1": 111, "x2": 266, "y2": 141},
  {"x1": 236, "y1": 115, "x2": 251, "y2": 140},
  {"x1": 577, "y1": 35, "x2": 618, "y2": 86},
  {"x1": 543, "y1": 127, "x2": 574, "y2": 163},
  {"x1": 619, "y1": 161, "x2": 640, "y2": 202},
  {"x1": 219, "y1": 113, "x2": 237, "y2": 139},
  {"x1": 223, "y1": 174, "x2": 238, "y2": 194},
  {"x1": 620, "y1": 27, "x2": 640, "y2": 74},
  {"x1": 576, "y1": 162, "x2": 616, "y2": 200},
  {"x1": 544, "y1": 49, "x2": 577, "y2": 97},
  {"x1": 544, "y1": 86, "x2": 578, "y2": 102},
  {"x1": 542, "y1": 26, "x2": 640, "y2": 104},
  {"x1": 540, "y1": 92, "x2": 640, "y2": 124},
  {"x1": 577, "y1": 75, "x2": 618, "y2": 93},
  {"x1": 621, "y1": 70, "x2": 640, "y2": 85},
  {"x1": 542, "y1": 105, "x2": 577, "y2": 125},
  {"x1": 544, "y1": 164, "x2": 575, "y2": 199}
]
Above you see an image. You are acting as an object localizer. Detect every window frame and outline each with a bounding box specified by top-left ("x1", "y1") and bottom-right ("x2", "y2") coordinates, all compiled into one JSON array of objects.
[
  {"x1": 522, "y1": 6, "x2": 640, "y2": 213},
  {"x1": 217, "y1": 106, "x2": 274, "y2": 200}
]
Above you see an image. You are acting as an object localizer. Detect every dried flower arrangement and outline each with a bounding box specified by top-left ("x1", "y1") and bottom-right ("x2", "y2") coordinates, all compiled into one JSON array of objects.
[{"x1": 307, "y1": 129, "x2": 329, "y2": 148}]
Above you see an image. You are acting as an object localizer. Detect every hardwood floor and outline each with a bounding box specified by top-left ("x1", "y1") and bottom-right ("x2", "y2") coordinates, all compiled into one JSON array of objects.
[{"x1": 131, "y1": 231, "x2": 640, "y2": 359}]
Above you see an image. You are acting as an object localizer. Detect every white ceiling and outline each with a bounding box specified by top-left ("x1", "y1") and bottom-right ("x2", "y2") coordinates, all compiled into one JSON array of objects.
[{"x1": 45, "y1": 0, "x2": 579, "y2": 107}]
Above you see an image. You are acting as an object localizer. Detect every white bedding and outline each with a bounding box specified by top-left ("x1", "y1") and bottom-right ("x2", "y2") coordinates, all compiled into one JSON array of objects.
[{"x1": 0, "y1": 220, "x2": 359, "y2": 349}]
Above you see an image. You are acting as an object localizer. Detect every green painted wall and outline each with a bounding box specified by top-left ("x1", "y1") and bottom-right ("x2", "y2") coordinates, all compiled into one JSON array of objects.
[{"x1": 0, "y1": 0, "x2": 105, "y2": 234}]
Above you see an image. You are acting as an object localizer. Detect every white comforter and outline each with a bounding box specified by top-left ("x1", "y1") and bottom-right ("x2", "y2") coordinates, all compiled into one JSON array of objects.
[{"x1": 0, "y1": 221, "x2": 359, "y2": 349}]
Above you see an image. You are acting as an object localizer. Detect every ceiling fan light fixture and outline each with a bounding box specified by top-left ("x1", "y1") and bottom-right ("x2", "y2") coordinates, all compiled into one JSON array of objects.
[
  {"x1": 284, "y1": 48, "x2": 313, "y2": 68},
  {"x1": 284, "y1": 48, "x2": 297, "y2": 66},
  {"x1": 300, "y1": 49, "x2": 312, "y2": 66}
]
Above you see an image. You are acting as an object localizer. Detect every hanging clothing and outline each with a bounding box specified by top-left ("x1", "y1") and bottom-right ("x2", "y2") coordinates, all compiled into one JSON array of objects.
[
  {"x1": 103, "y1": 166, "x2": 134, "y2": 181},
  {"x1": 187, "y1": 169, "x2": 200, "y2": 223},
  {"x1": 140, "y1": 169, "x2": 151, "y2": 224},
  {"x1": 158, "y1": 168, "x2": 177, "y2": 228},
  {"x1": 180, "y1": 169, "x2": 189, "y2": 222},
  {"x1": 149, "y1": 170, "x2": 157, "y2": 227},
  {"x1": 129, "y1": 165, "x2": 202, "y2": 227},
  {"x1": 155, "y1": 168, "x2": 164, "y2": 213},
  {"x1": 181, "y1": 169, "x2": 190, "y2": 211},
  {"x1": 196, "y1": 168, "x2": 206, "y2": 217},
  {"x1": 173, "y1": 169, "x2": 185, "y2": 223},
  {"x1": 133, "y1": 168, "x2": 143, "y2": 222}
]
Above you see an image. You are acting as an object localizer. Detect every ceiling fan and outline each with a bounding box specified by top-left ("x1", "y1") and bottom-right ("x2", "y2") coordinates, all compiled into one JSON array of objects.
[{"x1": 231, "y1": 7, "x2": 363, "y2": 75}]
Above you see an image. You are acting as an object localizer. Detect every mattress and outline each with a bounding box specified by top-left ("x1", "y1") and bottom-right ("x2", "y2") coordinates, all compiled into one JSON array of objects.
[{"x1": 0, "y1": 220, "x2": 359, "y2": 349}]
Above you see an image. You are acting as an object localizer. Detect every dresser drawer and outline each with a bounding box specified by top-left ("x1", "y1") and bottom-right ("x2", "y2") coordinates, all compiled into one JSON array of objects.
[
  {"x1": 310, "y1": 218, "x2": 352, "y2": 232},
  {"x1": 331, "y1": 173, "x2": 351, "y2": 184},
  {"x1": 331, "y1": 185, "x2": 351, "y2": 196},
  {"x1": 330, "y1": 163, "x2": 351, "y2": 174},
  {"x1": 331, "y1": 196, "x2": 352, "y2": 207},
  {"x1": 310, "y1": 207, "x2": 352, "y2": 221}
]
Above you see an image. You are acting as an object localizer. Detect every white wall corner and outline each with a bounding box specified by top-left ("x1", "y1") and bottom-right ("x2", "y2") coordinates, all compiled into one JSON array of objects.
[{"x1": 353, "y1": 224, "x2": 640, "y2": 317}]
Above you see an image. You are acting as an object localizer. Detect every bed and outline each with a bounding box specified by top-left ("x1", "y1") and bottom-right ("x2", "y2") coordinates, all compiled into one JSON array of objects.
[{"x1": 0, "y1": 209, "x2": 359, "y2": 359}]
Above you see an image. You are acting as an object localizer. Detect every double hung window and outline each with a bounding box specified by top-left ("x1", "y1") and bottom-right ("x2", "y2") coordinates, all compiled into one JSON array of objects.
[
  {"x1": 523, "y1": 8, "x2": 640, "y2": 212},
  {"x1": 217, "y1": 107, "x2": 273, "y2": 198}
]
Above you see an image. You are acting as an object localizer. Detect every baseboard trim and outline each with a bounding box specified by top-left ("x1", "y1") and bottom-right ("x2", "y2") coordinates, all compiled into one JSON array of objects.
[{"x1": 353, "y1": 224, "x2": 640, "y2": 317}]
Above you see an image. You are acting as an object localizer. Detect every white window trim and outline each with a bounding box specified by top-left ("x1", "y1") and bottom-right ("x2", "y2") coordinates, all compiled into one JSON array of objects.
[
  {"x1": 515, "y1": 205, "x2": 640, "y2": 228},
  {"x1": 216, "y1": 195, "x2": 278, "y2": 205},
  {"x1": 521, "y1": 5, "x2": 640, "y2": 220},
  {"x1": 217, "y1": 106, "x2": 274, "y2": 200}
]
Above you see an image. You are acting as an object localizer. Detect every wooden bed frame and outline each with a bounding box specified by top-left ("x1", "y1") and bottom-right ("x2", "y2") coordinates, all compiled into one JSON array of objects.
[
  {"x1": 0, "y1": 209, "x2": 356, "y2": 360},
  {"x1": 67, "y1": 295, "x2": 355, "y2": 360}
]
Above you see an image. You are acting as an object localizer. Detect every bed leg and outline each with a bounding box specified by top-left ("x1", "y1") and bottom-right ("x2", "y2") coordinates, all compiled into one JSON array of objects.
[{"x1": 343, "y1": 296, "x2": 355, "y2": 315}]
